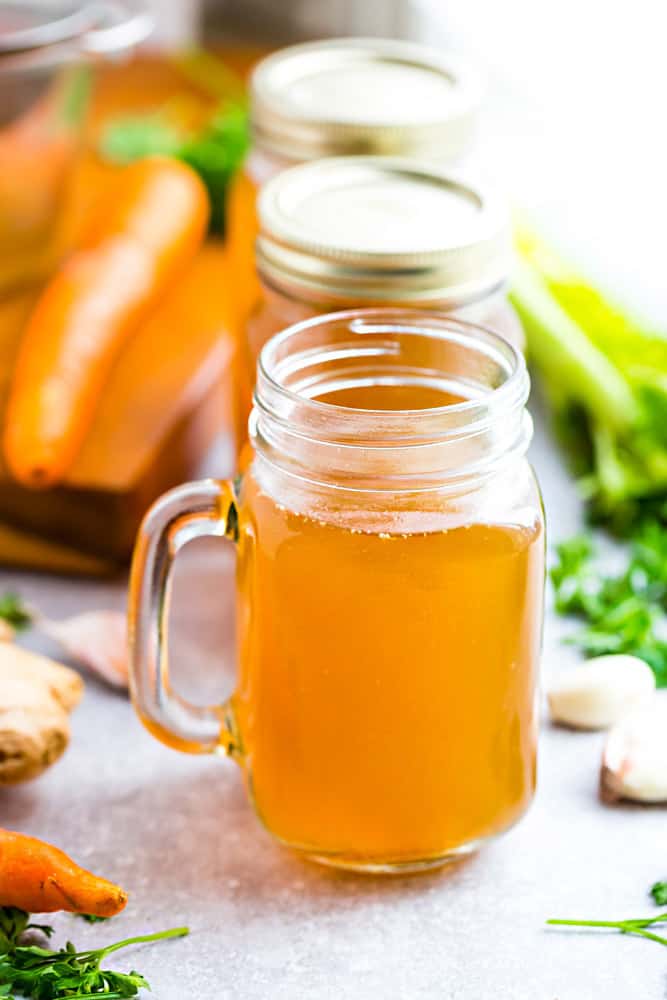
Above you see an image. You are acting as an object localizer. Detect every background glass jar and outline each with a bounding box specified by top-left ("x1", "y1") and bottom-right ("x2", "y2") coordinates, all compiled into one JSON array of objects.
[
  {"x1": 235, "y1": 156, "x2": 522, "y2": 452},
  {"x1": 0, "y1": 1, "x2": 152, "y2": 299},
  {"x1": 225, "y1": 37, "x2": 482, "y2": 336},
  {"x1": 129, "y1": 309, "x2": 545, "y2": 873}
]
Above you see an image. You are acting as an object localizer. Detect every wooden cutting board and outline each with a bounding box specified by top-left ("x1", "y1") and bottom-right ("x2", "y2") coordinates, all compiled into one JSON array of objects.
[
  {"x1": 0, "y1": 243, "x2": 236, "y2": 566},
  {"x1": 0, "y1": 53, "x2": 253, "y2": 572}
]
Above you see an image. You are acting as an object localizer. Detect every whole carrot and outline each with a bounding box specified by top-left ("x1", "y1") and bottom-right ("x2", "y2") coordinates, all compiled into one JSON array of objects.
[
  {"x1": 3, "y1": 156, "x2": 209, "y2": 489},
  {"x1": 0, "y1": 828, "x2": 127, "y2": 916}
]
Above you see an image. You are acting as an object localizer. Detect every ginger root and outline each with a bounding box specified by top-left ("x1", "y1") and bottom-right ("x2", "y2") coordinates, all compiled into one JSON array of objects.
[{"x1": 0, "y1": 644, "x2": 83, "y2": 784}]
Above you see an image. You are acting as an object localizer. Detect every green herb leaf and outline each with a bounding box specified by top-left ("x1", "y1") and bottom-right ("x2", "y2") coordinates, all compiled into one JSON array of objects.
[
  {"x1": 98, "y1": 100, "x2": 249, "y2": 237},
  {"x1": 550, "y1": 523, "x2": 667, "y2": 687},
  {"x1": 0, "y1": 592, "x2": 32, "y2": 631},
  {"x1": 0, "y1": 906, "x2": 188, "y2": 998},
  {"x1": 75, "y1": 913, "x2": 110, "y2": 924},
  {"x1": 179, "y1": 105, "x2": 249, "y2": 235},
  {"x1": 651, "y1": 881, "x2": 667, "y2": 906}
]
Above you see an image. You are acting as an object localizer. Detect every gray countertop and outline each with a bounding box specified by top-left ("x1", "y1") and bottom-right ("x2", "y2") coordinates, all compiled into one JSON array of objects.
[
  {"x1": 3, "y1": 19, "x2": 667, "y2": 995},
  {"x1": 1, "y1": 403, "x2": 666, "y2": 1000}
]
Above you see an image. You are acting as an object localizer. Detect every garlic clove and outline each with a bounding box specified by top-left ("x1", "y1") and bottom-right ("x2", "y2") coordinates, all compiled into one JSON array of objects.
[
  {"x1": 37, "y1": 610, "x2": 128, "y2": 690},
  {"x1": 601, "y1": 700, "x2": 667, "y2": 803},
  {"x1": 547, "y1": 654, "x2": 655, "y2": 730}
]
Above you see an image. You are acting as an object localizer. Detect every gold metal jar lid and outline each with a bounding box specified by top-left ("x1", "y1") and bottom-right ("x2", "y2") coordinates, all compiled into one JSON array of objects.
[
  {"x1": 250, "y1": 38, "x2": 481, "y2": 163},
  {"x1": 256, "y1": 158, "x2": 511, "y2": 306}
]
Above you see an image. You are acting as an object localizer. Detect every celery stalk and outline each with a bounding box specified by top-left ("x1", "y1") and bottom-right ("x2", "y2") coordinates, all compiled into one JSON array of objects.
[
  {"x1": 511, "y1": 232, "x2": 667, "y2": 529},
  {"x1": 511, "y1": 260, "x2": 640, "y2": 431}
]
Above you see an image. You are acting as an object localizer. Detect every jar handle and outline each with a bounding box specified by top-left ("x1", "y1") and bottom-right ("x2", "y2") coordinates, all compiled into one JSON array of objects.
[
  {"x1": 128, "y1": 479, "x2": 239, "y2": 756},
  {"x1": 81, "y1": 2, "x2": 154, "y2": 55}
]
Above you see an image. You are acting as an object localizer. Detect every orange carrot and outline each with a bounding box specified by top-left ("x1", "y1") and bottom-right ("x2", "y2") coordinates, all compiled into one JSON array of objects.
[
  {"x1": 3, "y1": 156, "x2": 210, "y2": 489},
  {"x1": 0, "y1": 828, "x2": 128, "y2": 916}
]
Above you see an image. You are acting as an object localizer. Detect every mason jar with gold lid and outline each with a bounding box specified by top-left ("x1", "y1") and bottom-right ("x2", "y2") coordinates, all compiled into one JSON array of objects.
[
  {"x1": 249, "y1": 37, "x2": 481, "y2": 167},
  {"x1": 226, "y1": 37, "x2": 482, "y2": 318},
  {"x1": 236, "y1": 157, "x2": 522, "y2": 445}
]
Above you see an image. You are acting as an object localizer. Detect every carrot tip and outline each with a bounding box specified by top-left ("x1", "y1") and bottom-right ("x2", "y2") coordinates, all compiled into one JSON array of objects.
[{"x1": 12, "y1": 465, "x2": 57, "y2": 490}]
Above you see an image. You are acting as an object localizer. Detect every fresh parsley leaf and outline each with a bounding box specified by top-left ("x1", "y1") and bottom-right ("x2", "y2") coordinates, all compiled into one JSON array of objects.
[
  {"x1": 180, "y1": 105, "x2": 249, "y2": 235},
  {"x1": 75, "y1": 913, "x2": 110, "y2": 924},
  {"x1": 98, "y1": 102, "x2": 249, "y2": 237},
  {"x1": 0, "y1": 592, "x2": 32, "y2": 631},
  {"x1": 0, "y1": 906, "x2": 188, "y2": 998},
  {"x1": 651, "y1": 881, "x2": 667, "y2": 906},
  {"x1": 550, "y1": 522, "x2": 667, "y2": 687}
]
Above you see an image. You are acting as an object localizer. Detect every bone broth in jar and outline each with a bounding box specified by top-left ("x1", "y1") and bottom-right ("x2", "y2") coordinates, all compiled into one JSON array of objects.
[
  {"x1": 129, "y1": 309, "x2": 545, "y2": 872},
  {"x1": 235, "y1": 157, "x2": 522, "y2": 448}
]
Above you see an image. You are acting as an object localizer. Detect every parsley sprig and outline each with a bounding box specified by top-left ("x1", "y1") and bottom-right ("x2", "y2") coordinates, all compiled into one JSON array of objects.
[
  {"x1": 547, "y1": 912, "x2": 667, "y2": 947},
  {"x1": 651, "y1": 881, "x2": 667, "y2": 907},
  {"x1": 0, "y1": 592, "x2": 32, "y2": 631},
  {"x1": 0, "y1": 907, "x2": 188, "y2": 998},
  {"x1": 551, "y1": 522, "x2": 667, "y2": 686},
  {"x1": 99, "y1": 104, "x2": 249, "y2": 237},
  {"x1": 548, "y1": 880, "x2": 667, "y2": 948}
]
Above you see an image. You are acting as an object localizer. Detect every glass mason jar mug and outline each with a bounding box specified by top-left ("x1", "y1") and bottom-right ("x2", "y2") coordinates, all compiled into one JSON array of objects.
[
  {"x1": 234, "y1": 157, "x2": 523, "y2": 458},
  {"x1": 129, "y1": 310, "x2": 545, "y2": 873}
]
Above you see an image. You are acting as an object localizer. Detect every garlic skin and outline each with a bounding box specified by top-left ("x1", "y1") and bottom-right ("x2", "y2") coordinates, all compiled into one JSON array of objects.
[
  {"x1": 36, "y1": 611, "x2": 128, "y2": 690},
  {"x1": 601, "y1": 701, "x2": 667, "y2": 803},
  {"x1": 547, "y1": 654, "x2": 655, "y2": 730}
]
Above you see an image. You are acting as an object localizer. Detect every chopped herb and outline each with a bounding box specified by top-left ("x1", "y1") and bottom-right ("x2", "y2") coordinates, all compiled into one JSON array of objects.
[
  {"x1": 550, "y1": 522, "x2": 667, "y2": 687},
  {"x1": 651, "y1": 882, "x2": 667, "y2": 907},
  {"x1": 0, "y1": 906, "x2": 188, "y2": 998},
  {"x1": 0, "y1": 593, "x2": 32, "y2": 631}
]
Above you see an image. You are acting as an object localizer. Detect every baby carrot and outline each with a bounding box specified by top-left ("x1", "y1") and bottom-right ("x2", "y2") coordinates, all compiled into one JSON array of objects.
[
  {"x1": 0, "y1": 827, "x2": 128, "y2": 916},
  {"x1": 3, "y1": 156, "x2": 209, "y2": 488}
]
